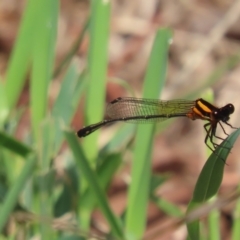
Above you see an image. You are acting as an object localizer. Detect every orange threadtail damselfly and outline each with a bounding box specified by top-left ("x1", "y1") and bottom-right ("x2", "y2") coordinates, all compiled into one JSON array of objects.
[{"x1": 77, "y1": 97, "x2": 237, "y2": 152}]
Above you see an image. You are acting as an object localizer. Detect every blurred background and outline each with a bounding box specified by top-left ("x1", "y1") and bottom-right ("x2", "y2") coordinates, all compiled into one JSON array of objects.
[{"x1": 1, "y1": 0, "x2": 240, "y2": 239}]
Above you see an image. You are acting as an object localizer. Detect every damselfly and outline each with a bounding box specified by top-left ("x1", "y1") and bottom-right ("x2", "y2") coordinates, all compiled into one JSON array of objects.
[{"x1": 77, "y1": 97, "x2": 237, "y2": 152}]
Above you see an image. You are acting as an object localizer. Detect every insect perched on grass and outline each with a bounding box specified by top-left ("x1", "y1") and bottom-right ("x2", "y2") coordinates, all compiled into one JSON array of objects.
[{"x1": 77, "y1": 97, "x2": 237, "y2": 152}]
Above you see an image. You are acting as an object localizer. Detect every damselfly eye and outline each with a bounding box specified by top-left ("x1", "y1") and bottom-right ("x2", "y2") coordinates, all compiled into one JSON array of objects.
[
  {"x1": 221, "y1": 104, "x2": 235, "y2": 116},
  {"x1": 227, "y1": 104, "x2": 235, "y2": 114}
]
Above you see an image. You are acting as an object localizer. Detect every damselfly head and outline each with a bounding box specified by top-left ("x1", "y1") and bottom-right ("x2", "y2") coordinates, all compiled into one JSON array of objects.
[{"x1": 214, "y1": 104, "x2": 235, "y2": 122}]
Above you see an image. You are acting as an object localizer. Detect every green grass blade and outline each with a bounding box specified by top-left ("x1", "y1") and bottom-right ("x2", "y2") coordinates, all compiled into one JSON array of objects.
[
  {"x1": 79, "y1": 152, "x2": 122, "y2": 229},
  {"x1": 232, "y1": 188, "x2": 240, "y2": 240},
  {"x1": 208, "y1": 199, "x2": 220, "y2": 240},
  {"x1": 0, "y1": 131, "x2": 32, "y2": 157},
  {"x1": 64, "y1": 129, "x2": 124, "y2": 239},
  {"x1": 193, "y1": 129, "x2": 240, "y2": 202},
  {"x1": 30, "y1": 0, "x2": 58, "y2": 139},
  {"x1": 82, "y1": 0, "x2": 110, "y2": 161},
  {"x1": 5, "y1": 0, "x2": 37, "y2": 109},
  {"x1": 97, "y1": 153, "x2": 122, "y2": 189},
  {"x1": 187, "y1": 128, "x2": 240, "y2": 240},
  {"x1": 0, "y1": 155, "x2": 36, "y2": 232},
  {"x1": 125, "y1": 28, "x2": 172, "y2": 239}
]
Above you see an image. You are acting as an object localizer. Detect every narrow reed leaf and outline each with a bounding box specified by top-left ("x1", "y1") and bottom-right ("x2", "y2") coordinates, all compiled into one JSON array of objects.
[
  {"x1": 82, "y1": 0, "x2": 110, "y2": 161},
  {"x1": 31, "y1": 0, "x2": 58, "y2": 139},
  {"x1": 5, "y1": 0, "x2": 37, "y2": 109},
  {"x1": 126, "y1": 28, "x2": 172, "y2": 239},
  {"x1": 64, "y1": 129, "x2": 124, "y2": 239}
]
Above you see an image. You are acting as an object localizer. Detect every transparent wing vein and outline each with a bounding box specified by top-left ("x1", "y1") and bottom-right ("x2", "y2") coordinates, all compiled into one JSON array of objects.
[{"x1": 106, "y1": 97, "x2": 195, "y2": 123}]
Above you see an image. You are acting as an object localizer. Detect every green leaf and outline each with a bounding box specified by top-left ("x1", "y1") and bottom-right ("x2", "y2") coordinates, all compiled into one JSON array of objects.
[
  {"x1": 232, "y1": 187, "x2": 240, "y2": 240},
  {"x1": 82, "y1": 0, "x2": 110, "y2": 161},
  {"x1": 31, "y1": 0, "x2": 58, "y2": 139},
  {"x1": 187, "y1": 128, "x2": 240, "y2": 240},
  {"x1": 0, "y1": 131, "x2": 32, "y2": 157},
  {"x1": 193, "y1": 129, "x2": 240, "y2": 202},
  {"x1": 5, "y1": 0, "x2": 37, "y2": 109},
  {"x1": 64, "y1": 129, "x2": 124, "y2": 239},
  {"x1": 126, "y1": 28, "x2": 172, "y2": 239}
]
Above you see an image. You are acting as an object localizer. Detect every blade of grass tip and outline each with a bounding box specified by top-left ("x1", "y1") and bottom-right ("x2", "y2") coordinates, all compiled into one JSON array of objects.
[
  {"x1": 125, "y1": 28, "x2": 172, "y2": 239},
  {"x1": 0, "y1": 154, "x2": 36, "y2": 233},
  {"x1": 30, "y1": 0, "x2": 58, "y2": 140},
  {"x1": 64, "y1": 129, "x2": 124, "y2": 239},
  {"x1": 5, "y1": 0, "x2": 39, "y2": 109},
  {"x1": 82, "y1": 0, "x2": 110, "y2": 162},
  {"x1": 187, "y1": 128, "x2": 240, "y2": 240}
]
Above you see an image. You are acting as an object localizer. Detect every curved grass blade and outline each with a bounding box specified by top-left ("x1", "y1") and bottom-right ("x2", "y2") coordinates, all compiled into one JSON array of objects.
[
  {"x1": 64, "y1": 129, "x2": 124, "y2": 239},
  {"x1": 187, "y1": 128, "x2": 240, "y2": 240}
]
